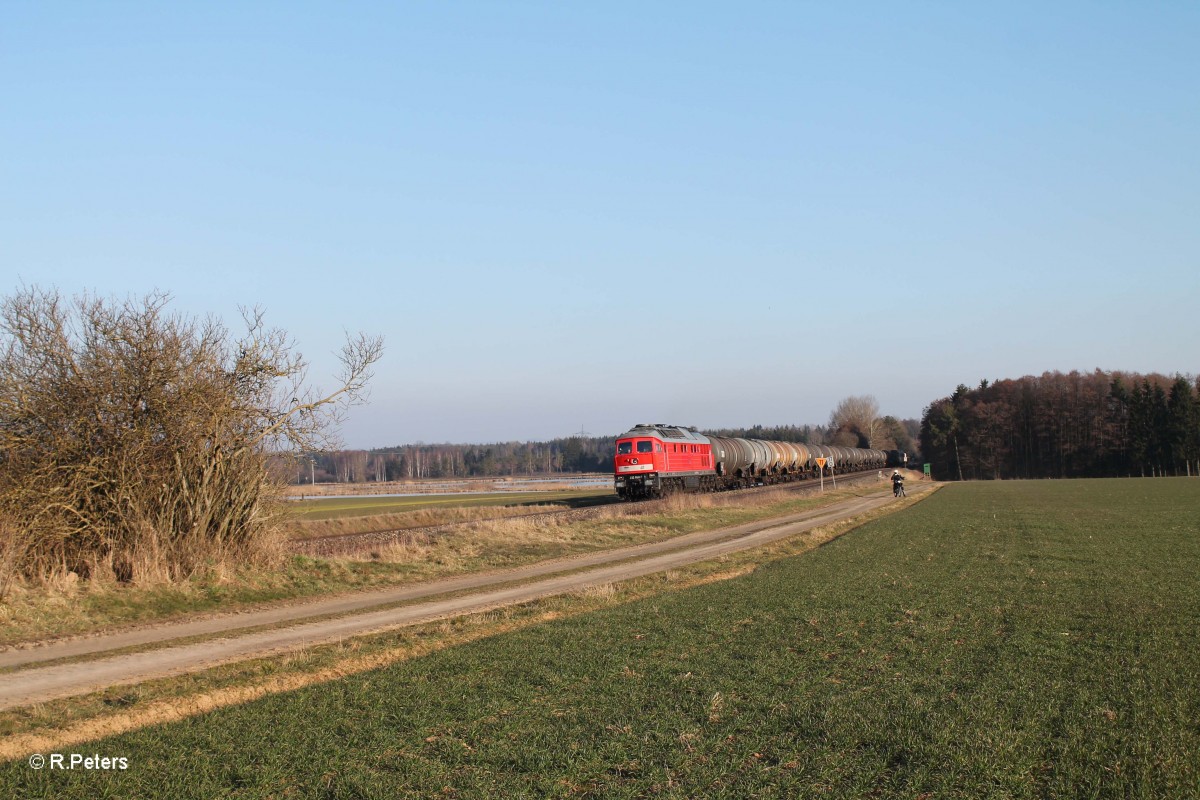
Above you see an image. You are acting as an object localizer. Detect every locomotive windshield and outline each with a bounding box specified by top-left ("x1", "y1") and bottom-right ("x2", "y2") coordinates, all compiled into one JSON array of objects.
[
  {"x1": 636, "y1": 441, "x2": 653, "y2": 453},
  {"x1": 617, "y1": 442, "x2": 633, "y2": 454}
]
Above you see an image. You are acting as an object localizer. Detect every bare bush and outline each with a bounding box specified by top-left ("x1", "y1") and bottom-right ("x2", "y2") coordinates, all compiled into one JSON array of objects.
[{"x1": 0, "y1": 286, "x2": 382, "y2": 590}]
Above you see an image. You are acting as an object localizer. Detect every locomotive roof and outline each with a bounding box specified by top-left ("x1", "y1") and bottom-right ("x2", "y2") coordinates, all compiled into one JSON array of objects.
[{"x1": 616, "y1": 424, "x2": 710, "y2": 443}]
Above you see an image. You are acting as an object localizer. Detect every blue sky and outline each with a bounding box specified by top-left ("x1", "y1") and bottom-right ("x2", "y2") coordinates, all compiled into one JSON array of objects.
[{"x1": 3, "y1": 2, "x2": 1197, "y2": 447}]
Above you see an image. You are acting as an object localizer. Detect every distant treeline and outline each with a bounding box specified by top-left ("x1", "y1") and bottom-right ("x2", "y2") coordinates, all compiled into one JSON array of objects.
[
  {"x1": 290, "y1": 436, "x2": 618, "y2": 483},
  {"x1": 293, "y1": 417, "x2": 922, "y2": 485},
  {"x1": 705, "y1": 424, "x2": 821, "y2": 442},
  {"x1": 920, "y1": 370, "x2": 1200, "y2": 480}
]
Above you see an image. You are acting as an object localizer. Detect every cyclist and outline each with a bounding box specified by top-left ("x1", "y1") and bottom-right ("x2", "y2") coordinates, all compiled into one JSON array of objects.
[{"x1": 891, "y1": 470, "x2": 906, "y2": 497}]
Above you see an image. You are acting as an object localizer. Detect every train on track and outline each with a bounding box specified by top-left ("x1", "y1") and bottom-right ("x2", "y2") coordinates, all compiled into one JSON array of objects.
[{"x1": 613, "y1": 423, "x2": 891, "y2": 500}]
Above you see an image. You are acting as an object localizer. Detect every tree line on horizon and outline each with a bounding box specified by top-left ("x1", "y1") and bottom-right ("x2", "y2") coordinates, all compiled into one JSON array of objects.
[
  {"x1": 297, "y1": 409, "x2": 922, "y2": 484},
  {"x1": 920, "y1": 369, "x2": 1200, "y2": 481},
  {"x1": 300, "y1": 437, "x2": 616, "y2": 483}
]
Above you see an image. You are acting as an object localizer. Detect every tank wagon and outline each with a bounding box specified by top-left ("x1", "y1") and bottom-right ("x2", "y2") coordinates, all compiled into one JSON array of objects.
[{"x1": 614, "y1": 423, "x2": 886, "y2": 500}]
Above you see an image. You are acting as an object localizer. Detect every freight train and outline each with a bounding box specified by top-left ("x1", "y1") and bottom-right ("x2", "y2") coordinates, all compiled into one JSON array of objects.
[{"x1": 613, "y1": 423, "x2": 888, "y2": 500}]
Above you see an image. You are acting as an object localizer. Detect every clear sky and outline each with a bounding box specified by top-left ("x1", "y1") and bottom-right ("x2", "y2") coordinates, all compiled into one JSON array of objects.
[{"x1": 3, "y1": 2, "x2": 1197, "y2": 448}]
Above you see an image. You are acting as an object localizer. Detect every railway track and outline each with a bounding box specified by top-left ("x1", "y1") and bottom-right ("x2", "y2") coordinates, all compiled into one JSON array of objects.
[
  {"x1": 290, "y1": 502, "x2": 621, "y2": 557},
  {"x1": 290, "y1": 470, "x2": 885, "y2": 557}
]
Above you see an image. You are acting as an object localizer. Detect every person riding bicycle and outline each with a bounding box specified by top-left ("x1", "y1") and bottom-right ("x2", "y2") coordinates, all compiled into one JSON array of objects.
[{"x1": 891, "y1": 470, "x2": 905, "y2": 497}]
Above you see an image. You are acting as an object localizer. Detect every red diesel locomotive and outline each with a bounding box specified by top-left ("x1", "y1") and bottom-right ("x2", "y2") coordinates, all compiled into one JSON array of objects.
[{"x1": 614, "y1": 423, "x2": 886, "y2": 500}]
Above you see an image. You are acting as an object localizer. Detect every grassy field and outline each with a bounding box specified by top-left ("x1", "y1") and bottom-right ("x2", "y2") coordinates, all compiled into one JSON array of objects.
[{"x1": 5, "y1": 478, "x2": 1199, "y2": 798}]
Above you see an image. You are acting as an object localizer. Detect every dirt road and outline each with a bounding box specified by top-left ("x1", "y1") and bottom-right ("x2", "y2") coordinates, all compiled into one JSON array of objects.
[{"x1": 0, "y1": 484, "x2": 930, "y2": 710}]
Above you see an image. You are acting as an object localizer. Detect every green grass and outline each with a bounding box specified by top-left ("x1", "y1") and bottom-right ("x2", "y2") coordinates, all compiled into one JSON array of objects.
[
  {"x1": 5, "y1": 479, "x2": 1200, "y2": 798},
  {"x1": 291, "y1": 489, "x2": 613, "y2": 520}
]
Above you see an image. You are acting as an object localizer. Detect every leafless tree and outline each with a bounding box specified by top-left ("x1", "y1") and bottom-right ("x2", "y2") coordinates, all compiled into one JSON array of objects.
[
  {"x1": 829, "y1": 395, "x2": 883, "y2": 448},
  {"x1": 0, "y1": 286, "x2": 383, "y2": 591}
]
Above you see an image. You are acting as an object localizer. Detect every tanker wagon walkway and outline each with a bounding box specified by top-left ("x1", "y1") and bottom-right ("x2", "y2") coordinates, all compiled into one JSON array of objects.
[{"x1": 0, "y1": 482, "x2": 936, "y2": 711}]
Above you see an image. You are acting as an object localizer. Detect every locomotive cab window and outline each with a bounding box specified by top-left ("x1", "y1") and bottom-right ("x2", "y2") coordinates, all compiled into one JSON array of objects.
[
  {"x1": 636, "y1": 441, "x2": 653, "y2": 453},
  {"x1": 617, "y1": 442, "x2": 632, "y2": 454}
]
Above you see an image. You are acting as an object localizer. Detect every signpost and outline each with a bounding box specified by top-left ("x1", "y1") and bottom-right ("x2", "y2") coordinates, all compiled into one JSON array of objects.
[{"x1": 816, "y1": 457, "x2": 827, "y2": 492}]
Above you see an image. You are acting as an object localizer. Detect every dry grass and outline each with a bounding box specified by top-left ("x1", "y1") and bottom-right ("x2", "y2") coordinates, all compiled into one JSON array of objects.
[
  {"x1": 350, "y1": 512, "x2": 609, "y2": 573},
  {"x1": 0, "y1": 532, "x2": 290, "y2": 646},
  {"x1": 330, "y1": 483, "x2": 871, "y2": 575},
  {"x1": 282, "y1": 503, "x2": 565, "y2": 540},
  {"x1": 576, "y1": 583, "x2": 618, "y2": 602}
]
